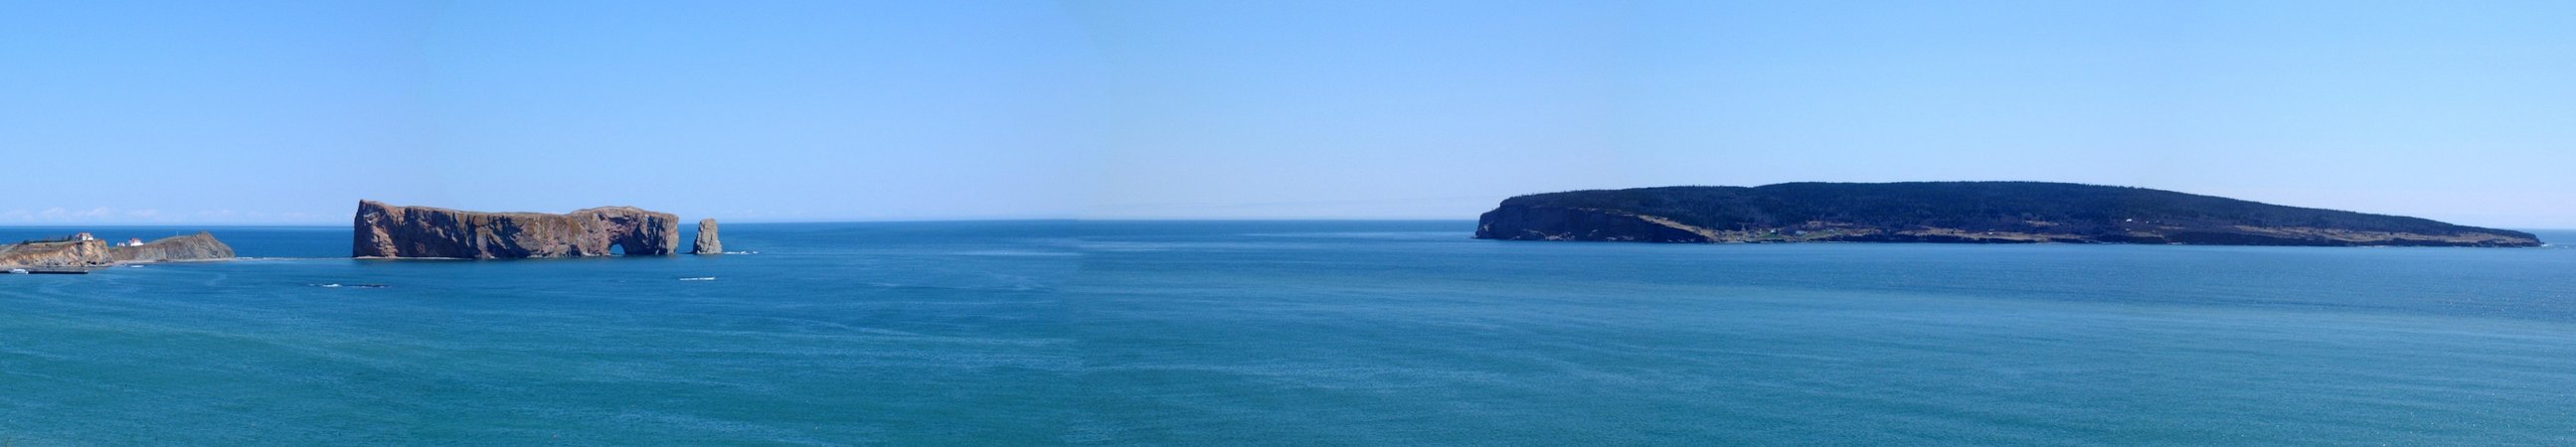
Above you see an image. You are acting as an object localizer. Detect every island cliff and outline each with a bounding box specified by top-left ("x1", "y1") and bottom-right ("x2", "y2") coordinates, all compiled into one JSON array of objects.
[
  {"x1": 2, "y1": 232, "x2": 237, "y2": 269},
  {"x1": 1475, "y1": 182, "x2": 2541, "y2": 247},
  {"x1": 693, "y1": 219, "x2": 722, "y2": 254},
  {"x1": 110, "y1": 232, "x2": 238, "y2": 263},
  {"x1": 354, "y1": 201, "x2": 681, "y2": 258}
]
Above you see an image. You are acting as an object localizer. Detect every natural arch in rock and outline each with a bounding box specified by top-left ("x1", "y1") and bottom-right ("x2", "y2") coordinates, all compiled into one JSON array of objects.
[{"x1": 353, "y1": 201, "x2": 681, "y2": 258}]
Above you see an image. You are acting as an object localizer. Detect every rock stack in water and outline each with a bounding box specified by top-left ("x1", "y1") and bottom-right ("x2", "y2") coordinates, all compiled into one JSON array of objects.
[
  {"x1": 693, "y1": 219, "x2": 723, "y2": 254},
  {"x1": 353, "y1": 201, "x2": 681, "y2": 258}
]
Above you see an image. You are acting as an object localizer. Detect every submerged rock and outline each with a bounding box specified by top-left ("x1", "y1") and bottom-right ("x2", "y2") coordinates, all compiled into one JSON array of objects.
[
  {"x1": 693, "y1": 219, "x2": 722, "y2": 254},
  {"x1": 352, "y1": 200, "x2": 681, "y2": 258}
]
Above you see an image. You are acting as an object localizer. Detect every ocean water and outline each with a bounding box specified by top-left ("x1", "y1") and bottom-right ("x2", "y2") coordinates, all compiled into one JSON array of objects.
[{"x1": 3, "y1": 222, "x2": 2574, "y2": 445}]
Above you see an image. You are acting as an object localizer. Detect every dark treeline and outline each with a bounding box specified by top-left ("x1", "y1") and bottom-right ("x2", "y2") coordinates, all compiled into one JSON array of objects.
[{"x1": 1500, "y1": 182, "x2": 2525, "y2": 237}]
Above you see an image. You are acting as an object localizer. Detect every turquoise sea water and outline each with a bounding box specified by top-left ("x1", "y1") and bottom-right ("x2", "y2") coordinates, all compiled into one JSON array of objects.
[{"x1": 3, "y1": 222, "x2": 2574, "y2": 445}]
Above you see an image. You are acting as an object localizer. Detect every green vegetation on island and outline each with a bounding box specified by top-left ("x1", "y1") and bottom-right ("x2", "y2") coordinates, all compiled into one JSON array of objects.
[{"x1": 1475, "y1": 182, "x2": 2540, "y2": 247}]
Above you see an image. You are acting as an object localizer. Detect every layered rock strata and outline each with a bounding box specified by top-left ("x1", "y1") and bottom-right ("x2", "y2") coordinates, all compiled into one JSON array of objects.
[
  {"x1": 692, "y1": 219, "x2": 722, "y2": 254},
  {"x1": 1, "y1": 232, "x2": 237, "y2": 268},
  {"x1": 353, "y1": 201, "x2": 681, "y2": 258},
  {"x1": 110, "y1": 232, "x2": 238, "y2": 262}
]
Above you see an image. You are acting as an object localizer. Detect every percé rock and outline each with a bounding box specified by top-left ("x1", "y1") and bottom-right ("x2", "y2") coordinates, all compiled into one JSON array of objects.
[
  {"x1": 1, "y1": 232, "x2": 236, "y2": 268},
  {"x1": 692, "y1": 219, "x2": 722, "y2": 254},
  {"x1": 1475, "y1": 182, "x2": 2542, "y2": 247},
  {"x1": 353, "y1": 200, "x2": 681, "y2": 258}
]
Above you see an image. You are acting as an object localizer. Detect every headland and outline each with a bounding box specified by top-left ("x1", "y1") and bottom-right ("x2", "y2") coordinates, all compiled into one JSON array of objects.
[{"x1": 1475, "y1": 182, "x2": 2541, "y2": 247}]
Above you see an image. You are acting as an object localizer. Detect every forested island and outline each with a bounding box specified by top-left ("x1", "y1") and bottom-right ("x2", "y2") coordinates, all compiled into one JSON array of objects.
[{"x1": 1475, "y1": 182, "x2": 2541, "y2": 247}]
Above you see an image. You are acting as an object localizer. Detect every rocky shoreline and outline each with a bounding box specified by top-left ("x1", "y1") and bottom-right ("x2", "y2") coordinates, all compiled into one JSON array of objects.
[{"x1": 0, "y1": 232, "x2": 239, "y2": 271}]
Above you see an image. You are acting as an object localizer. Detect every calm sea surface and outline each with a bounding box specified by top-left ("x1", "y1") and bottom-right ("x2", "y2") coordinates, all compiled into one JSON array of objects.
[{"x1": 2, "y1": 222, "x2": 2573, "y2": 445}]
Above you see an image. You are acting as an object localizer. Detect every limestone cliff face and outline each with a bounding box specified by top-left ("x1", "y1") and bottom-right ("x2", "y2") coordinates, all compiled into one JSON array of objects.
[
  {"x1": 0, "y1": 239, "x2": 113, "y2": 268},
  {"x1": 108, "y1": 232, "x2": 237, "y2": 262},
  {"x1": 353, "y1": 201, "x2": 681, "y2": 258},
  {"x1": 1, "y1": 232, "x2": 236, "y2": 268},
  {"x1": 692, "y1": 219, "x2": 722, "y2": 254}
]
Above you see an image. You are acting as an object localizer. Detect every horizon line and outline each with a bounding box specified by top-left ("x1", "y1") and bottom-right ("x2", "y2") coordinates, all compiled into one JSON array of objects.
[
  {"x1": 3, "y1": 220, "x2": 2572, "y2": 232},
  {"x1": 0, "y1": 218, "x2": 1492, "y2": 227}
]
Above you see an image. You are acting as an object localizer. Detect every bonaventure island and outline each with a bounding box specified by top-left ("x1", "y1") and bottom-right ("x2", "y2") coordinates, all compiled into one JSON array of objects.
[{"x1": 2, "y1": 182, "x2": 2546, "y2": 273}]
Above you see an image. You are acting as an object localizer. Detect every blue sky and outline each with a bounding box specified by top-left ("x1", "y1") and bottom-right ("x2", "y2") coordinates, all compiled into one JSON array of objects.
[{"x1": 4, "y1": 1, "x2": 2571, "y2": 226}]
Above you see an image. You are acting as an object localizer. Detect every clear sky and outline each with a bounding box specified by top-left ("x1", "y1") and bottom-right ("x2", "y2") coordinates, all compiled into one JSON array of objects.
[{"x1": 4, "y1": 1, "x2": 2572, "y2": 227}]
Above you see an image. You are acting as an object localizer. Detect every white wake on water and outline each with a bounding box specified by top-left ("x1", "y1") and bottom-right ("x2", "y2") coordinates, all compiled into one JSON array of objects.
[{"x1": 307, "y1": 283, "x2": 391, "y2": 288}]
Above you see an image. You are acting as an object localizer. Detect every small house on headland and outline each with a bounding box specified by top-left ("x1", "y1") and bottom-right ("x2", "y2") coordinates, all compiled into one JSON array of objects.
[
  {"x1": 75, "y1": 232, "x2": 95, "y2": 241},
  {"x1": 124, "y1": 238, "x2": 146, "y2": 247}
]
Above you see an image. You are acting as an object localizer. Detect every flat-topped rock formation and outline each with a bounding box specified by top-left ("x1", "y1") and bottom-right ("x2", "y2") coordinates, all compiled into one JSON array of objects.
[
  {"x1": 1476, "y1": 182, "x2": 2542, "y2": 247},
  {"x1": 693, "y1": 219, "x2": 722, "y2": 254},
  {"x1": 2, "y1": 231, "x2": 236, "y2": 269},
  {"x1": 354, "y1": 201, "x2": 681, "y2": 258}
]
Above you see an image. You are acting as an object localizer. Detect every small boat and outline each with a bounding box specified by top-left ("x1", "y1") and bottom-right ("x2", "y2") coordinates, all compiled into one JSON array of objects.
[{"x1": 6, "y1": 268, "x2": 26, "y2": 274}]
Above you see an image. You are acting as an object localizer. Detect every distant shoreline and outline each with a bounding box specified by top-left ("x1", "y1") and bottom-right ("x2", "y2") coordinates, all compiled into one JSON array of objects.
[{"x1": 1476, "y1": 183, "x2": 2548, "y2": 247}]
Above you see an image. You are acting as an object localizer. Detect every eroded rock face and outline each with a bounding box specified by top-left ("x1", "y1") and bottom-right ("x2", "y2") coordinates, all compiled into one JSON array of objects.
[
  {"x1": 353, "y1": 201, "x2": 681, "y2": 258},
  {"x1": 0, "y1": 239, "x2": 112, "y2": 268},
  {"x1": 692, "y1": 219, "x2": 722, "y2": 254},
  {"x1": 109, "y1": 232, "x2": 237, "y2": 263},
  {"x1": 1, "y1": 232, "x2": 236, "y2": 268}
]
